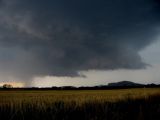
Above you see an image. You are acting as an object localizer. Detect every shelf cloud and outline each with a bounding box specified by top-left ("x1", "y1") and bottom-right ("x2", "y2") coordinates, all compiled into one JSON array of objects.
[{"x1": 0, "y1": 0, "x2": 160, "y2": 81}]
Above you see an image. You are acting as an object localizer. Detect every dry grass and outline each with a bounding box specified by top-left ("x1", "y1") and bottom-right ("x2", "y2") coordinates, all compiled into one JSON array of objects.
[
  {"x1": 0, "y1": 88, "x2": 159, "y2": 120},
  {"x1": 0, "y1": 88, "x2": 159, "y2": 103}
]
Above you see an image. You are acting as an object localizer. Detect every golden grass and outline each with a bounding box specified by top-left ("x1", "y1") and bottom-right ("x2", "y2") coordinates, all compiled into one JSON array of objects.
[
  {"x1": 0, "y1": 88, "x2": 159, "y2": 120},
  {"x1": 0, "y1": 88, "x2": 159, "y2": 108}
]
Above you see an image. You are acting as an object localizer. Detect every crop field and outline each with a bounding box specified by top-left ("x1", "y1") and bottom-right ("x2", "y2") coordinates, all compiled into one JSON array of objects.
[{"x1": 0, "y1": 88, "x2": 160, "y2": 120}]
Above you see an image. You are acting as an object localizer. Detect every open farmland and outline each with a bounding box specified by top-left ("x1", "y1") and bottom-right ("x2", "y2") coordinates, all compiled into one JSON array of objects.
[{"x1": 0, "y1": 88, "x2": 160, "y2": 120}]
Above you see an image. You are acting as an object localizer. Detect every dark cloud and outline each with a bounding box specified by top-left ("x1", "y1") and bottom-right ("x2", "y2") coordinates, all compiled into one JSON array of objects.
[{"x1": 0, "y1": 0, "x2": 160, "y2": 81}]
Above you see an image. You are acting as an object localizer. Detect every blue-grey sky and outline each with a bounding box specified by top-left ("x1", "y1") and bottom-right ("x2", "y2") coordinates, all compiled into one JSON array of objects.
[{"x1": 0, "y1": 0, "x2": 160, "y2": 87}]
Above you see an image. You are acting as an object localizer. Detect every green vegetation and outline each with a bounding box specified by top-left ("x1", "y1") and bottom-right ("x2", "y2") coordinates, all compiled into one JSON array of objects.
[{"x1": 0, "y1": 88, "x2": 160, "y2": 120}]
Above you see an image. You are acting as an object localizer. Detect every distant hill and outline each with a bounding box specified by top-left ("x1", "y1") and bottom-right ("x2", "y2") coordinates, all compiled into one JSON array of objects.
[{"x1": 108, "y1": 81, "x2": 144, "y2": 87}]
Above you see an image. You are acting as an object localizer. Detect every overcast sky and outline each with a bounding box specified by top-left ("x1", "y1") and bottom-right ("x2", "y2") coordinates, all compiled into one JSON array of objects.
[
  {"x1": 0, "y1": 0, "x2": 160, "y2": 87},
  {"x1": 33, "y1": 39, "x2": 160, "y2": 87}
]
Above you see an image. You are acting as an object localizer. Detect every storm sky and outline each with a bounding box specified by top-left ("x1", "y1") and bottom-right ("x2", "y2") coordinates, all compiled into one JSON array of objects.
[{"x1": 0, "y1": 0, "x2": 160, "y2": 87}]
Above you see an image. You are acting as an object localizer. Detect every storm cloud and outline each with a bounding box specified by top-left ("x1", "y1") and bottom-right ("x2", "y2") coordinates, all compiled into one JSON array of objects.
[{"x1": 0, "y1": 0, "x2": 160, "y2": 81}]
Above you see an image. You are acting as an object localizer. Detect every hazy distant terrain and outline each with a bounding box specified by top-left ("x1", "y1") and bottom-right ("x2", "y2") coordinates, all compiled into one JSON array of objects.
[{"x1": 108, "y1": 81, "x2": 144, "y2": 87}]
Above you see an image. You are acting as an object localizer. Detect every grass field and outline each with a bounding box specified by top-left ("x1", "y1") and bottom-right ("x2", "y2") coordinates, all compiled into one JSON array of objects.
[{"x1": 0, "y1": 88, "x2": 160, "y2": 120}]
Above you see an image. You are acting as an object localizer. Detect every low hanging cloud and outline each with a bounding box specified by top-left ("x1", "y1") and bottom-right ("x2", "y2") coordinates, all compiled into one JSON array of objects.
[{"x1": 0, "y1": 0, "x2": 160, "y2": 81}]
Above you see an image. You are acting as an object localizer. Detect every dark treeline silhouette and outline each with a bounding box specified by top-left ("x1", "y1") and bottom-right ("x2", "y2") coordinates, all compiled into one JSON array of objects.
[
  {"x1": 50, "y1": 84, "x2": 160, "y2": 90},
  {"x1": 0, "y1": 81, "x2": 160, "y2": 90}
]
